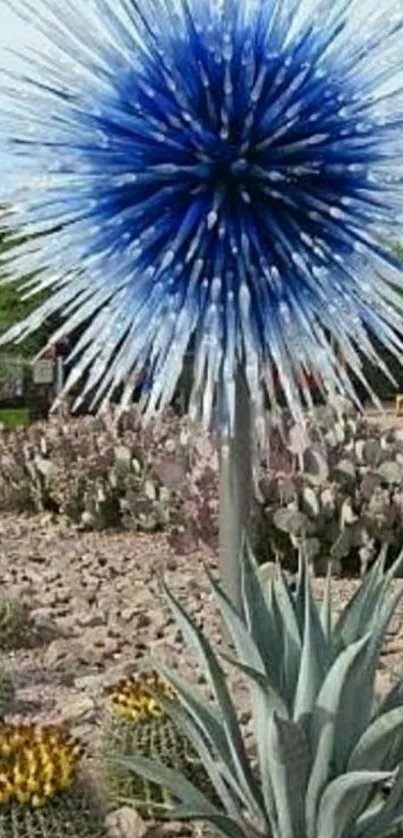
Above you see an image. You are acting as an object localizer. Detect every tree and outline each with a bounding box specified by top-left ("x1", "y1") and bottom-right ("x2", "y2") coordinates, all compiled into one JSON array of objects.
[{"x1": 0, "y1": 212, "x2": 53, "y2": 358}]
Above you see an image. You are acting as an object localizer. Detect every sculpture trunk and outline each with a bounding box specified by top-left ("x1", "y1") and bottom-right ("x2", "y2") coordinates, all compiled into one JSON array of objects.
[{"x1": 219, "y1": 371, "x2": 253, "y2": 616}]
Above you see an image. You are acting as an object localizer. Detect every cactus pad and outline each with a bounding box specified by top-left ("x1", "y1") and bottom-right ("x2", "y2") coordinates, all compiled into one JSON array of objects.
[{"x1": 102, "y1": 671, "x2": 217, "y2": 818}]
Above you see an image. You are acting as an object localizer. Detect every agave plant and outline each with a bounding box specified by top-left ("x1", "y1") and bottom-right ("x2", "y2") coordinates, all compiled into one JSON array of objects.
[{"x1": 121, "y1": 546, "x2": 403, "y2": 838}]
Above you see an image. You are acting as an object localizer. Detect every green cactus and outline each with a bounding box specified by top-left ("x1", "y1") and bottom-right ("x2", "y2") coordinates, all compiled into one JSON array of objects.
[
  {"x1": 0, "y1": 672, "x2": 15, "y2": 719},
  {"x1": 102, "y1": 671, "x2": 218, "y2": 818},
  {"x1": 0, "y1": 722, "x2": 106, "y2": 838},
  {"x1": 0, "y1": 600, "x2": 30, "y2": 651},
  {"x1": 255, "y1": 403, "x2": 403, "y2": 575},
  {"x1": 0, "y1": 788, "x2": 106, "y2": 838}
]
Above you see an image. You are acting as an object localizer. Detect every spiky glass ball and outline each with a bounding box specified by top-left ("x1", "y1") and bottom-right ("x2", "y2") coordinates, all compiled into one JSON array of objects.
[
  {"x1": 0, "y1": 722, "x2": 83, "y2": 806},
  {"x1": 1, "y1": 0, "x2": 403, "y2": 428}
]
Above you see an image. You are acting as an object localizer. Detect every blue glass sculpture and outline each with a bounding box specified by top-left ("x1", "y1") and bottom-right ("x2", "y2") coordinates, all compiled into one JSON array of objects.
[{"x1": 1, "y1": 0, "x2": 403, "y2": 434}]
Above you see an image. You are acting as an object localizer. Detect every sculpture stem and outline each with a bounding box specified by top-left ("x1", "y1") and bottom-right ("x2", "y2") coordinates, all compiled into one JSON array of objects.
[{"x1": 219, "y1": 371, "x2": 253, "y2": 615}]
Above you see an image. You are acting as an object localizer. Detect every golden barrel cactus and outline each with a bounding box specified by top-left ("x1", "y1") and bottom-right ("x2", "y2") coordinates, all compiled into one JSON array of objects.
[
  {"x1": 0, "y1": 722, "x2": 106, "y2": 838},
  {"x1": 102, "y1": 670, "x2": 216, "y2": 818}
]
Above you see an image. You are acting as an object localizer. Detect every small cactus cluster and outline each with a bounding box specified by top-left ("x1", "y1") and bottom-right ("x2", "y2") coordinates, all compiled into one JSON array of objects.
[
  {"x1": 0, "y1": 722, "x2": 106, "y2": 838},
  {"x1": 0, "y1": 599, "x2": 30, "y2": 652},
  {"x1": 0, "y1": 674, "x2": 15, "y2": 720},
  {"x1": 102, "y1": 671, "x2": 216, "y2": 818}
]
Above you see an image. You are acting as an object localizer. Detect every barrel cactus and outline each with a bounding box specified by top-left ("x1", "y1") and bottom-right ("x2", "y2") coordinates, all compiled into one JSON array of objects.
[
  {"x1": 102, "y1": 670, "x2": 217, "y2": 818},
  {"x1": 0, "y1": 722, "x2": 106, "y2": 838}
]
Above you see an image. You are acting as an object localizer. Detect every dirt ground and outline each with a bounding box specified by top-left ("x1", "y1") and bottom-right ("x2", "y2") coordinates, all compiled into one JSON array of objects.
[{"x1": 0, "y1": 510, "x2": 402, "y2": 835}]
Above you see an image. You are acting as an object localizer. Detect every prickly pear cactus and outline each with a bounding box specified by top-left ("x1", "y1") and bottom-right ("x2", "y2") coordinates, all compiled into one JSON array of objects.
[
  {"x1": 0, "y1": 722, "x2": 106, "y2": 838},
  {"x1": 0, "y1": 599, "x2": 29, "y2": 651},
  {"x1": 0, "y1": 673, "x2": 15, "y2": 719},
  {"x1": 102, "y1": 670, "x2": 216, "y2": 818}
]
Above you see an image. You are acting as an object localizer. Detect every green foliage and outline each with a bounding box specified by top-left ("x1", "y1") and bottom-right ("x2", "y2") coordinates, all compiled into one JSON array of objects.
[
  {"x1": 0, "y1": 410, "x2": 31, "y2": 430},
  {"x1": 0, "y1": 281, "x2": 48, "y2": 360},
  {"x1": 0, "y1": 220, "x2": 52, "y2": 360},
  {"x1": 122, "y1": 545, "x2": 403, "y2": 838},
  {"x1": 0, "y1": 598, "x2": 30, "y2": 651}
]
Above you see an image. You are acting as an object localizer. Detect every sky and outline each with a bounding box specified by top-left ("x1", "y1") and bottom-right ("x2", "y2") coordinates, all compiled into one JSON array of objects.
[{"x1": 0, "y1": 1, "x2": 37, "y2": 188}]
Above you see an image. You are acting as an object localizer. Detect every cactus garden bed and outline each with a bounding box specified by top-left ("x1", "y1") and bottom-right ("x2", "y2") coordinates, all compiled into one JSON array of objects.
[
  {"x1": 1, "y1": 401, "x2": 403, "y2": 576},
  {"x1": 0, "y1": 513, "x2": 402, "y2": 836}
]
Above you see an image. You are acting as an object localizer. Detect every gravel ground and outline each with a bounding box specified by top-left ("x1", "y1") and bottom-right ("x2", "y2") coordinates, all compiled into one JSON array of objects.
[{"x1": 0, "y1": 512, "x2": 403, "y2": 836}]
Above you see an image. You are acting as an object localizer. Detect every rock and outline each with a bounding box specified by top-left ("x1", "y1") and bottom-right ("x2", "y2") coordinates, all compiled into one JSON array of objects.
[
  {"x1": 74, "y1": 626, "x2": 120, "y2": 665},
  {"x1": 105, "y1": 806, "x2": 148, "y2": 838},
  {"x1": 76, "y1": 609, "x2": 105, "y2": 629},
  {"x1": 43, "y1": 638, "x2": 81, "y2": 669},
  {"x1": 58, "y1": 694, "x2": 96, "y2": 725},
  {"x1": 74, "y1": 673, "x2": 106, "y2": 693},
  {"x1": 121, "y1": 605, "x2": 138, "y2": 623}
]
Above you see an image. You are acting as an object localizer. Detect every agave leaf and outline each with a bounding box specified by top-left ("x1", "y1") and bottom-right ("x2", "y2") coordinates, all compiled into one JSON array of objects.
[
  {"x1": 206, "y1": 567, "x2": 267, "y2": 677},
  {"x1": 118, "y1": 754, "x2": 221, "y2": 815},
  {"x1": 229, "y1": 543, "x2": 282, "y2": 685},
  {"x1": 293, "y1": 564, "x2": 330, "y2": 722},
  {"x1": 333, "y1": 584, "x2": 403, "y2": 775},
  {"x1": 315, "y1": 770, "x2": 392, "y2": 838},
  {"x1": 219, "y1": 656, "x2": 289, "y2": 719},
  {"x1": 305, "y1": 634, "x2": 371, "y2": 835},
  {"x1": 378, "y1": 679, "x2": 403, "y2": 715},
  {"x1": 149, "y1": 683, "x2": 245, "y2": 817},
  {"x1": 218, "y1": 651, "x2": 289, "y2": 828},
  {"x1": 271, "y1": 568, "x2": 302, "y2": 705},
  {"x1": 319, "y1": 563, "x2": 333, "y2": 644},
  {"x1": 207, "y1": 573, "x2": 285, "y2": 822},
  {"x1": 348, "y1": 707, "x2": 403, "y2": 772},
  {"x1": 333, "y1": 547, "x2": 387, "y2": 650},
  {"x1": 161, "y1": 581, "x2": 263, "y2": 820},
  {"x1": 352, "y1": 764, "x2": 403, "y2": 838},
  {"x1": 153, "y1": 664, "x2": 249, "y2": 814},
  {"x1": 266, "y1": 713, "x2": 309, "y2": 838},
  {"x1": 383, "y1": 545, "x2": 403, "y2": 586}
]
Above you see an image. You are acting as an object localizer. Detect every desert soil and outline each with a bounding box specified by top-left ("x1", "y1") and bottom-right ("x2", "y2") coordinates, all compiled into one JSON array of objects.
[{"x1": 0, "y1": 511, "x2": 403, "y2": 835}]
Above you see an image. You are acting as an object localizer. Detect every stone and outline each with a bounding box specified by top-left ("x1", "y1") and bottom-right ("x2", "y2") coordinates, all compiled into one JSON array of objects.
[
  {"x1": 105, "y1": 806, "x2": 148, "y2": 838},
  {"x1": 43, "y1": 638, "x2": 81, "y2": 669},
  {"x1": 58, "y1": 695, "x2": 96, "y2": 725},
  {"x1": 74, "y1": 673, "x2": 106, "y2": 693}
]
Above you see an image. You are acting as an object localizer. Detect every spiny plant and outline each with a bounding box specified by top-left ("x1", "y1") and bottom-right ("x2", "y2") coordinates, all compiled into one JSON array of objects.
[
  {"x1": 0, "y1": 722, "x2": 106, "y2": 838},
  {"x1": 0, "y1": 674, "x2": 15, "y2": 720},
  {"x1": 102, "y1": 670, "x2": 217, "y2": 818},
  {"x1": 122, "y1": 546, "x2": 403, "y2": 838},
  {"x1": 255, "y1": 404, "x2": 403, "y2": 574},
  {"x1": 0, "y1": 599, "x2": 30, "y2": 651}
]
